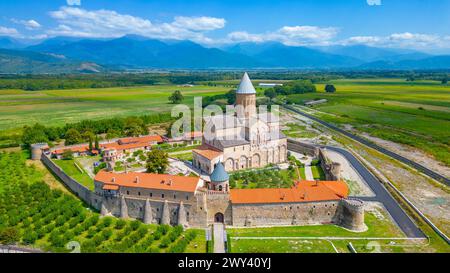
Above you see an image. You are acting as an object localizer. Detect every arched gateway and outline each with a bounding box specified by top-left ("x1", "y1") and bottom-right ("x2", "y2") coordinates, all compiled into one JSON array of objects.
[{"x1": 214, "y1": 212, "x2": 224, "y2": 223}]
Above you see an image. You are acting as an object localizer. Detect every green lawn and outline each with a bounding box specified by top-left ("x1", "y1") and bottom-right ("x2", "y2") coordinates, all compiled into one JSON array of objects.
[
  {"x1": 170, "y1": 152, "x2": 193, "y2": 162},
  {"x1": 311, "y1": 165, "x2": 326, "y2": 180},
  {"x1": 0, "y1": 85, "x2": 228, "y2": 132},
  {"x1": 228, "y1": 212, "x2": 401, "y2": 238},
  {"x1": 230, "y1": 238, "x2": 337, "y2": 253},
  {"x1": 228, "y1": 211, "x2": 409, "y2": 253},
  {"x1": 286, "y1": 78, "x2": 450, "y2": 166},
  {"x1": 230, "y1": 169, "x2": 299, "y2": 189},
  {"x1": 53, "y1": 158, "x2": 94, "y2": 191}
]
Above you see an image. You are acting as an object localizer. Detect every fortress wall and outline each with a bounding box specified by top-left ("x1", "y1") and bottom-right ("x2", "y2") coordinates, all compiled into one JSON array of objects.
[
  {"x1": 41, "y1": 154, "x2": 100, "y2": 209},
  {"x1": 287, "y1": 139, "x2": 319, "y2": 157},
  {"x1": 318, "y1": 149, "x2": 341, "y2": 181},
  {"x1": 287, "y1": 139, "x2": 341, "y2": 181},
  {"x1": 101, "y1": 196, "x2": 200, "y2": 226},
  {"x1": 231, "y1": 200, "x2": 341, "y2": 227}
]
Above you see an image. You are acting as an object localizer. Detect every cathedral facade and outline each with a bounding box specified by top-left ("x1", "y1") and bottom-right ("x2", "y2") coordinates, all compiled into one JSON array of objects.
[{"x1": 193, "y1": 72, "x2": 288, "y2": 174}]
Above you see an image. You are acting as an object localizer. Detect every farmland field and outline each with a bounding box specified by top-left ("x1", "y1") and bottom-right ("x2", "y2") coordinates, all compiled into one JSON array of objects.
[
  {"x1": 285, "y1": 79, "x2": 450, "y2": 166},
  {"x1": 0, "y1": 151, "x2": 206, "y2": 253},
  {"x1": 0, "y1": 84, "x2": 228, "y2": 132}
]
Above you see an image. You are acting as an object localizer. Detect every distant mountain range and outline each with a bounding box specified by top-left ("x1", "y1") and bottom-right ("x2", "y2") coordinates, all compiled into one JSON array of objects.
[{"x1": 0, "y1": 35, "x2": 449, "y2": 73}]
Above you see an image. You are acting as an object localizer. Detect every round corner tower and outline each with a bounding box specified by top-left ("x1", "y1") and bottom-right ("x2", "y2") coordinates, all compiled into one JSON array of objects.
[
  {"x1": 31, "y1": 143, "x2": 49, "y2": 160},
  {"x1": 339, "y1": 198, "x2": 366, "y2": 232},
  {"x1": 235, "y1": 72, "x2": 257, "y2": 120}
]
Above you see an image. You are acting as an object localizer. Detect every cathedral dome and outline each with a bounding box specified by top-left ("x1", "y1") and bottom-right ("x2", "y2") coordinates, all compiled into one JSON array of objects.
[
  {"x1": 236, "y1": 72, "x2": 256, "y2": 94},
  {"x1": 210, "y1": 162, "x2": 229, "y2": 183}
]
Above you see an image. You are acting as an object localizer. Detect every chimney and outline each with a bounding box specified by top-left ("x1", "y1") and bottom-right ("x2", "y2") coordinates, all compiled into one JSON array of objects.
[
  {"x1": 111, "y1": 177, "x2": 115, "y2": 183},
  {"x1": 135, "y1": 176, "x2": 139, "y2": 184},
  {"x1": 167, "y1": 179, "x2": 172, "y2": 186}
]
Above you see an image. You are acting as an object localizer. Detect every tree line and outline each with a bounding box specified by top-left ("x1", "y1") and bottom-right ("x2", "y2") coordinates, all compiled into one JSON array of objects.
[
  {"x1": 2, "y1": 71, "x2": 448, "y2": 91},
  {"x1": 21, "y1": 113, "x2": 174, "y2": 147}
]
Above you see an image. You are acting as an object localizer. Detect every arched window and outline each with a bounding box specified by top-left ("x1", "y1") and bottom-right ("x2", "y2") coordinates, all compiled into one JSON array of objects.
[{"x1": 218, "y1": 185, "x2": 223, "y2": 191}]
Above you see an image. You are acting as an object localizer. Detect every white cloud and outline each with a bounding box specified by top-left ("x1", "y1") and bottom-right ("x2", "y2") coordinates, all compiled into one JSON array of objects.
[
  {"x1": 0, "y1": 26, "x2": 19, "y2": 36},
  {"x1": 173, "y1": 16, "x2": 225, "y2": 31},
  {"x1": 226, "y1": 25, "x2": 338, "y2": 46},
  {"x1": 67, "y1": 0, "x2": 81, "y2": 6},
  {"x1": 47, "y1": 7, "x2": 225, "y2": 44},
  {"x1": 12, "y1": 19, "x2": 41, "y2": 30},
  {"x1": 341, "y1": 32, "x2": 449, "y2": 50}
]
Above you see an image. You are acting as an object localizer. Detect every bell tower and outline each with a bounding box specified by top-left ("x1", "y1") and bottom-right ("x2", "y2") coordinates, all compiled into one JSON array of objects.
[{"x1": 235, "y1": 72, "x2": 257, "y2": 120}]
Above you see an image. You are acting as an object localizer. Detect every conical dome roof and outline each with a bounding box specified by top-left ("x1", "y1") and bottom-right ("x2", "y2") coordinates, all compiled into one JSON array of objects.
[
  {"x1": 236, "y1": 72, "x2": 256, "y2": 94},
  {"x1": 210, "y1": 162, "x2": 229, "y2": 183}
]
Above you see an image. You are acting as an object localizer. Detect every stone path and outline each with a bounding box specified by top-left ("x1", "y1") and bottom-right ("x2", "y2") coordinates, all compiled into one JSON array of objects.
[
  {"x1": 304, "y1": 164, "x2": 314, "y2": 181},
  {"x1": 213, "y1": 223, "x2": 226, "y2": 253}
]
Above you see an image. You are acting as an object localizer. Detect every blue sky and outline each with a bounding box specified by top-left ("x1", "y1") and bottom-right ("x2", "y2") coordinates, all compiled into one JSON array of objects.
[{"x1": 1, "y1": 0, "x2": 449, "y2": 52}]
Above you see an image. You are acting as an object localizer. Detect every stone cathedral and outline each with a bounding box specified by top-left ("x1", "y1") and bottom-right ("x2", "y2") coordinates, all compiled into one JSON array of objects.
[{"x1": 192, "y1": 72, "x2": 288, "y2": 175}]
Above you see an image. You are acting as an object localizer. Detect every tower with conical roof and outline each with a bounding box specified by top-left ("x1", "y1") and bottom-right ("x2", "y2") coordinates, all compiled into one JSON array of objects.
[
  {"x1": 209, "y1": 162, "x2": 229, "y2": 192},
  {"x1": 235, "y1": 72, "x2": 257, "y2": 120}
]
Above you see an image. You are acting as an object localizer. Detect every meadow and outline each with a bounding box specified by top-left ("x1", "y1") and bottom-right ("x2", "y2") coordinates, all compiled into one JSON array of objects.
[
  {"x1": 227, "y1": 209, "x2": 450, "y2": 253},
  {"x1": 0, "y1": 84, "x2": 228, "y2": 133},
  {"x1": 285, "y1": 79, "x2": 450, "y2": 166}
]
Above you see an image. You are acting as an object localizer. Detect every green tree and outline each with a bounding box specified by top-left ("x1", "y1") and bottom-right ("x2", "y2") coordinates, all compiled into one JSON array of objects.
[
  {"x1": 0, "y1": 227, "x2": 20, "y2": 245},
  {"x1": 124, "y1": 117, "x2": 147, "y2": 137},
  {"x1": 62, "y1": 150, "x2": 74, "y2": 160},
  {"x1": 169, "y1": 90, "x2": 184, "y2": 104},
  {"x1": 106, "y1": 129, "x2": 119, "y2": 141},
  {"x1": 89, "y1": 138, "x2": 93, "y2": 151},
  {"x1": 64, "y1": 128, "x2": 83, "y2": 145},
  {"x1": 264, "y1": 89, "x2": 277, "y2": 101},
  {"x1": 225, "y1": 89, "x2": 236, "y2": 104},
  {"x1": 325, "y1": 84, "x2": 336, "y2": 93},
  {"x1": 146, "y1": 149, "x2": 169, "y2": 174},
  {"x1": 95, "y1": 135, "x2": 100, "y2": 150},
  {"x1": 442, "y1": 78, "x2": 448, "y2": 85},
  {"x1": 22, "y1": 123, "x2": 49, "y2": 146}
]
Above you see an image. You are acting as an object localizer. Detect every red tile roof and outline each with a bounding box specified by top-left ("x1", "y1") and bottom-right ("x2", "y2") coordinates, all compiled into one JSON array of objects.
[
  {"x1": 101, "y1": 135, "x2": 163, "y2": 151},
  {"x1": 52, "y1": 145, "x2": 98, "y2": 155},
  {"x1": 118, "y1": 135, "x2": 163, "y2": 144},
  {"x1": 103, "y1": 184, "x2": 119, "y2": 190},
  {"x1": 184, "y1": 131, "x2": 203, "y2": 139},
  {"x1": 230, "y1": 181, "x2": 348, "y2": 204},
  {"x1": 95, "y1": 171, "x2": 201, "y2": 193},
  {"x1": 192, "y1": 145, "x2": 222, "y2": 160}
]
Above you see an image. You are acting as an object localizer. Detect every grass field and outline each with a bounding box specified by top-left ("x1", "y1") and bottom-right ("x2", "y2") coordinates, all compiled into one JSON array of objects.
[
  {"x1": 0, "y1": 85, "x2": 228, "y2": 133},
  {"x1": 286, "y1": 79, "x2": 450, "y2": 166},
  {"x1": 227, "y1": 210, "x2": 435, "y2": 253},
  {"x1": 53, "y1": 159, "x2": 94, "y2": 190}
]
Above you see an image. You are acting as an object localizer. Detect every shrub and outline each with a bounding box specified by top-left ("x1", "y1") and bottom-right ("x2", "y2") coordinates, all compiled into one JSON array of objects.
[
  {"x1": 310, "y1": 159, "x2": 321, "y2": 166},
  {"x1": 115, "y1": 219, "x2": 126, "y2": 230},
  {"x1": 157, "y1": 224, "x2": 170, "y2": 235},
  {"x1": 129, "y1": 220, "x2": 141, "y2": 231},
  {"x1": 0, "y1": 227, "x2": 20, "y2": 244},
  {"x1": 22, "y1": 231, "x2": 38, "y2": 245},
  {"x1": 159, "y1": 237, "x2": 171, "y2": 248}
]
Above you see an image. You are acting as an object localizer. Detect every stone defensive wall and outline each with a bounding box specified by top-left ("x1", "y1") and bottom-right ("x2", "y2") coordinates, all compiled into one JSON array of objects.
[
  {"x1": 287, "y1": 139, "x2": 341, "y2": 181},
  {"x1": 231, "y1": 200, "x2": 341, "y2": 227},
  {"x1": 41, "y1": 154, "x2": 100, "y2": 210},
  {"x1": 231, "y1": 198, "x2": 365, "y2": 231},
  {"x1": 287, "y1": 139, "x2": 319, "y2": 157},
  {"x1": 318, "y1": 148, "x2": 341, "y2": 181}
]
